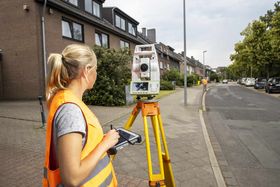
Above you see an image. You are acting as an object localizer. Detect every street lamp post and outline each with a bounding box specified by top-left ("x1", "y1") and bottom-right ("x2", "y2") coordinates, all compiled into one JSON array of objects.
[
  {"x1": 203, "y1": 50, "x2": 207, "y2": 78},
  {"x1": 183, "y1": 0, "x2": 187, "y2": 106}
]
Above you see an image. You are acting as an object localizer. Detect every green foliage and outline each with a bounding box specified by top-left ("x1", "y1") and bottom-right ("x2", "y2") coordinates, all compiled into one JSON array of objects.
[
  {"x1": 160, "y1": 66, "x2": 204, "y2": 88},
  {"x1": 160, "y1": 80, "x2": 175, "y2": 90},
  {"x1": 162, "y1": 68, "x2": 181, "y2": 82},
  {"x1": 230, "y1": 1, "x2": 280, "y2": 78},
  {"x1": 161, "y1": 68, "x2": 183, "y2": 86},
  {"x1": 187, "y1": 73, "x2": 200, "y2": 86},
  {"x1": 209, "y1": 72, "x2": 220, "y2": 82},
  {"x1": 83, "y1": 46, "x2": 132, "y2": 106}
]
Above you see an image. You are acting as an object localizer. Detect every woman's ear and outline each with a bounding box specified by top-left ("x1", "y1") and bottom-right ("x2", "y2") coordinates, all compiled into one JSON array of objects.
[
  {"x1": 81, "y1": 65, "x2": 90, "y2": 83},
  {"x1": 84, "y1": 64, "x2": 91, "y2": 73}
]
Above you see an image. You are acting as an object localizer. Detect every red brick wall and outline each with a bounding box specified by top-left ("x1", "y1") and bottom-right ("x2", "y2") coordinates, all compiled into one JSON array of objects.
[
  {"x1": 0, "y1": 0, "x2": 42, "y2": 99},
  {"x1": 0, "y1": 1, "x2": 139, "y2": 100}
]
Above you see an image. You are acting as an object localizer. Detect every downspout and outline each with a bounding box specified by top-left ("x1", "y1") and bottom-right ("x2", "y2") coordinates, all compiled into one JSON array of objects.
[{"x1": 41, "y1": 0, "x2": 47, "y2": 98}]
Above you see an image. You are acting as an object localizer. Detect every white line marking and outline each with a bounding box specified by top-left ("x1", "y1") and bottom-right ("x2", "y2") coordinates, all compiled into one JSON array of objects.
[{"x1": 200, "y1": 90, "x2": 227, "y2": 187}]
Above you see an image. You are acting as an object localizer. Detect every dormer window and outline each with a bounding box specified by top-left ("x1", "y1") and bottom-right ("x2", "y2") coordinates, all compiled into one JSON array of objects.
[
  {"x1": 64, "y1": 0, "x2": 78, "y2": 6},
  {"x1": 115, "y1": 15, "x2": 126, "y2": 31},
  {"x1": 128, "y1": 22, "x2": 136, "y2": 36},
  {"x1": 85, "y1": 0, "x2": 101, "y2": 18}
]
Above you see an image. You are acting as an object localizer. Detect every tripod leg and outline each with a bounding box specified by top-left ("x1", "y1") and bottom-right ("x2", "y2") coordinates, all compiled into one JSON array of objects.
[
  {"x1": 143, "y1": 116, "x2": 153, "y2": 178},
  {"x1": 152, "y1": 115, "x2": 165, "y2": 178},
  {"x1": 158, "y1": 114, "x2": 176, "y2": 187},
  {"x1": 124, "y1": 106, "x2": 139, "y2": 130}
]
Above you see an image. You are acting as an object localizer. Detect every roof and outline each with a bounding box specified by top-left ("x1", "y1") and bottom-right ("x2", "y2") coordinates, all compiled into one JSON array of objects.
[
  {"x1": 155, "y1": 43, "x2": 181, "y2": 62},
  {"x1": 103, "y1": 7, "x2": 139, "y2": 25},
  {"x1": 40, "y1": 0, "x2": 144, "y2": 44}
]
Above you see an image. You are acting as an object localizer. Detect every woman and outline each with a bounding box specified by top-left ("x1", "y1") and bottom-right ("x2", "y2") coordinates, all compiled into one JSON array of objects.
[{"x1": 42, "y1": 44, "x2": 119, "y2": 187}]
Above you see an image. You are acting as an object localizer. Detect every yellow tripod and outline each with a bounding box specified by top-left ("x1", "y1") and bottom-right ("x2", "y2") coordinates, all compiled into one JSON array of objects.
[{"x1": 123, "y1": 100, "x2": 176, "y2": 187}]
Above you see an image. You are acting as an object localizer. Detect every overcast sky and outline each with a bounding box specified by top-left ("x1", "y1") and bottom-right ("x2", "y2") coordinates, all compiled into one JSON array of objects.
[{"x1": 103, "y1": 0, "x2": 276, "y2": 68}]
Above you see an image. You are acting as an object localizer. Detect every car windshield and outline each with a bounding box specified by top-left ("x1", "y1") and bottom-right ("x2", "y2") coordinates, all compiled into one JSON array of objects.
[{"x1": 274, "y1": 78, "x2": 280, "y2": 84}]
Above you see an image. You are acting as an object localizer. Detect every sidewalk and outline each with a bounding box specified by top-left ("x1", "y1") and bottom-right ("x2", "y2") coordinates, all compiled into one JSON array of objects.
[{"x1": 0, "y1": 86, "x2": 218, "y2": 187}]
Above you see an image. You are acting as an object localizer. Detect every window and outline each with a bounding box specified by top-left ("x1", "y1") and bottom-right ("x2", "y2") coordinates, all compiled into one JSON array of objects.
[
  {"x1": 85, "y1": 0, "x2": 92, "y2": 13},
  {"x1": 85, "y1": 0, "x2": 101, "y2": 17},
  {"x1": 115, "y1": 15, "x2": 125, "y2": 30},
  {"x1": 160, "y1": 62, "x2": 163, "y2": 69},
  {"x1": 95, "y1": 32, "x2": 109, "y2": 48},
  {"x1": 167, "y1": 64, "x2": 170, "y2": 70},
  {"x1": 128, "y1": 22, "x2": 136, "y2": 36},
  {"x1": 62, "y1": 19, "x2": 84, "y2": 42},
  {"x1": 120, "y1": 40, "x2": 129, "y2": 48},
  {"x1": 93, "y1": 1, "x2": 100, "y2": 17},
  {"x1": 64, "y1": 0, "x2": 78, "y2": 6}
]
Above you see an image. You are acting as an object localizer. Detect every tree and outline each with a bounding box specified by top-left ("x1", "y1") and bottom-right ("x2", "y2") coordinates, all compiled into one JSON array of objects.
[
  {"x1": 83, "y1": 46, "x2": 132, "y2": 106},
  {"x1": 230, "y1": 1, "x2": 280, "y2": 78}
]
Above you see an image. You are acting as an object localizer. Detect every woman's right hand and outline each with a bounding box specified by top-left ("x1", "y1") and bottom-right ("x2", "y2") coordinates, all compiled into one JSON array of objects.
[{"x1": 100, "y1": 129, "x2": 120, "y2": 151}]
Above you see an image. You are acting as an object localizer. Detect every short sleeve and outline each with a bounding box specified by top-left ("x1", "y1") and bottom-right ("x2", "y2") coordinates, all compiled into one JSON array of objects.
[{"x1": 54, "y1": 103, "x2": 86, "y2": 139}]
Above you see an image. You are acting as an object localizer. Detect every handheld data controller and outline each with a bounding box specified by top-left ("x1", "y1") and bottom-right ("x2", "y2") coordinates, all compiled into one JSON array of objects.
[{"x1": 107, "y1": 127, "x2": 142, "y2": 155}]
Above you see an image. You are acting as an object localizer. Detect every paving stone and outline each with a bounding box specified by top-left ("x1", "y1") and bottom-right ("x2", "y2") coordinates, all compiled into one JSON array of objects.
[{"x1": 0, "y1": 86, "x2": 219, "y2": 186}]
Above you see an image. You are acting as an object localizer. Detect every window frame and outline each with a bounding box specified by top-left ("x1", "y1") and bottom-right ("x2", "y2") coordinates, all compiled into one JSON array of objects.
[
  {"x1": 92, "y1": 1, "x2": 101, "y2": 17},
  {"x1": 128, "y1": 22, "x2": 136, "y2": 36},
  {"x1": 95, "y1": 31, "x2": 109, "y2": 48},
  {"x1": 64, "y1": 0, "x2": 78, "y2": 7},
  {"x1": 115, "y1": 14, "x2": 126, "y2": 31},
  {"x1": 85, "y1": 0, "x2": 101, "y2": 18},
  {"x1": 120, "y1": 40, "x2": 129, "y2": 49},
  {"x1": 62, "y1": 17, "x2": 84, "y2": 42}
]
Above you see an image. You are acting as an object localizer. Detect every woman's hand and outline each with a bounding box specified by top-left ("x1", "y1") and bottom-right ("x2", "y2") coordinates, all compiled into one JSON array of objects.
[{"x1": 100, "y1": 129, "x2": 120, "y2": 151}]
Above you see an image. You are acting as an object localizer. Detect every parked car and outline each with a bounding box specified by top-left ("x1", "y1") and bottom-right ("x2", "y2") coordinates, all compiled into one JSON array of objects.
[
  {"x1": 254, "y1": 78, "x2": 267, "y2": 89},
  {"x1": 245, "y1": 78, "x2": 255, "y2": 87},
  {"x1": 241, "y1": 78, "x2": 247, "y2": 85},
  {"x1": 265, "y1": 77, "x2": 280, "y2": 93},
  {"x1": 222, "y1": 79, "x2": 228, "y2": 84}
]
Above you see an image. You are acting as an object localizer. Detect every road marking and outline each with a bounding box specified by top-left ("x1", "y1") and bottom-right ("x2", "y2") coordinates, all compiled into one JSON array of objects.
[{"x1": 200, "y1": 89, "x2": 226, "y2": 187}]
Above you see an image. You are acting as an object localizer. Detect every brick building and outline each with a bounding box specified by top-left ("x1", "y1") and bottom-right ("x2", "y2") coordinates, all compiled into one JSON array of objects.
[
  {"x1": 0, "y1": 0, "x2": 191, "y2": 100},
  {"x1": 0, "y1": 0, "x2": 151, "y2": 100}
]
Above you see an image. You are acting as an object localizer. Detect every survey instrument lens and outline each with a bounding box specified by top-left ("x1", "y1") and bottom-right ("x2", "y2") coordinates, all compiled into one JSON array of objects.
[{"x1": 140, "y1": 63, "x2": 148, "y2": 72}]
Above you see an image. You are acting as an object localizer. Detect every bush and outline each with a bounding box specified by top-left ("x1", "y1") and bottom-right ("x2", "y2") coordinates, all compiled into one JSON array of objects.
[
  {"x1": 162, "y1": 68, "x2": 185, "y2": 87},
  {"x1": 83, "y1": 46, "x2": 132, "y2": 106},
  {"x1": 162, "y1": 68, "x2": 181, "y2": 81},
  {"x1": 187, "y1": 75, "x2": 194, "y2": 87},
  {"x1": 160, "y1": 80, "x2": 174, "y2": 90}
]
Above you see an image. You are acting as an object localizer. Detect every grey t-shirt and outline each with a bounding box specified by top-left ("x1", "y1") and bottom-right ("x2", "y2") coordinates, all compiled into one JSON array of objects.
[{"x1": 53, "y1": 103, "x2": 86, "y2": 153}]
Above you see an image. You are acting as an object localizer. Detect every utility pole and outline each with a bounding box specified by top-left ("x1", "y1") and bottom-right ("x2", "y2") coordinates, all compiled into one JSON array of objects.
[
  {"x1": 183, "y1": 0, "x2": 187, "y2": 106},
  {"x1": 203, "y1": 50, "x2": 207, "y2": 78}
]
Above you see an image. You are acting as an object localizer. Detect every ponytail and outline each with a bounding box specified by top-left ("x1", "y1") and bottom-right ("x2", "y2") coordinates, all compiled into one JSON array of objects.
[
  {"x1": 46, "y1": 54, "x2": 70, "y2": 104},
  {"x1": 46, "y1": 44, "x2": 97, "y2": 106}
]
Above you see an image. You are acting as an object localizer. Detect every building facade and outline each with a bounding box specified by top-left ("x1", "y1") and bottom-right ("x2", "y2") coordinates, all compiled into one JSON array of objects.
[
  {"x1": 0, "y1": 0, "x2": 149, "y2": 100},
  {"x1": 155, "y1": 43, "x2": 181, "y2": 77},
  {"x1": 0, "y1": 0, "x2": 206, "y2": 100}
]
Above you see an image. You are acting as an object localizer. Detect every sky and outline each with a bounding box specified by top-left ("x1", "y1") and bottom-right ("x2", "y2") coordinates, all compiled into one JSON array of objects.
[{"x1": 103, "y1": 0, "x2": 276, "y2": 68}]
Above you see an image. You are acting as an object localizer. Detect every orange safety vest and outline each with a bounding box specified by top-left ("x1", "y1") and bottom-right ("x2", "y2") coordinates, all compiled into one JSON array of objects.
[{"x1": 42, "y1": 89, "x2": 117, "y2": 187}]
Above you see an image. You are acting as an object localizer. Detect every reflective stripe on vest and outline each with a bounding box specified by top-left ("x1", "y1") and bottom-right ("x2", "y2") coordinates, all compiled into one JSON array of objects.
[{"x1": 80, "y1": 155, "x2": 111, "y2": 185}]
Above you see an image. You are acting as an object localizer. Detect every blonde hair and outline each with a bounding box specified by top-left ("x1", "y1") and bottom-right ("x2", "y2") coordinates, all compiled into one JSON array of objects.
[{"x1": 46, "y1": 44, "x2": 97, "y2": 105}]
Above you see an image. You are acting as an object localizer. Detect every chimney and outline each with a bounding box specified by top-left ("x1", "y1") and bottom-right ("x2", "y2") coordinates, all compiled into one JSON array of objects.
[
  {"x1": 147, "y1": 28, "x2": 156, "y2": 43},
  {"x1": 142, "y1": 28, "x2": 146, "y2": 37}
]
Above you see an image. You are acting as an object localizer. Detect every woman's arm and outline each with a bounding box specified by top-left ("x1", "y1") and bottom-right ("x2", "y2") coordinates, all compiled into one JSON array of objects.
[{"x1": 57, "y1": 129, "x2": 119, "y2": 187}]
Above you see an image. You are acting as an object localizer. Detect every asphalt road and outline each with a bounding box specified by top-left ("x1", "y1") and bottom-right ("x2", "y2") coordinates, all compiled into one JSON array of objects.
[{"x1": 204, "y1": 83, "x2": 280, "y2": 187}]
